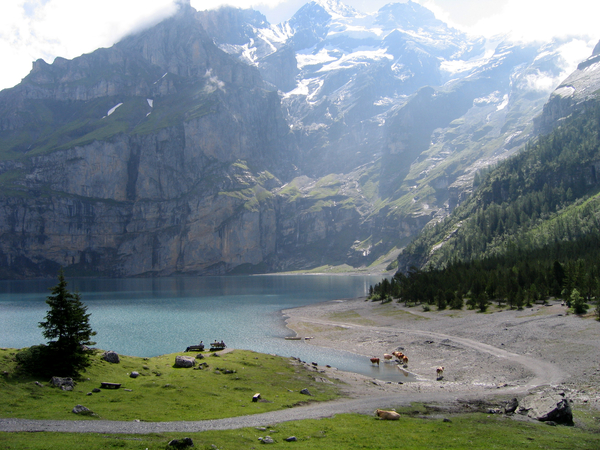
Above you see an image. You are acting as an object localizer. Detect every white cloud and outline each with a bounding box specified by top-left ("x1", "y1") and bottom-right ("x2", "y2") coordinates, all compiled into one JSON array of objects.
[
  {"x1": 0, "y1": 0, "x2": 178, "y2": 91},
  {"x1": 464, "y1": 0, "x2": 600, "y2": 42},
  {"x1": 1, "y1": 0, "x2": 600, "y2": 92}
]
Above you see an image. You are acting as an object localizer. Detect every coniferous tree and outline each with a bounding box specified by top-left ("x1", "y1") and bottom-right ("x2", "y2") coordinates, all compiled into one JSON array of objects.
[
  {"x1": 38, "y1": 270, "x2": 97, "y2": 375},
  {"x1": 570, "y1": 288, "x2": 588, "y2": 315},
  {"x1": 450, "y1": 291, "x2": 464, "y2": 310}
]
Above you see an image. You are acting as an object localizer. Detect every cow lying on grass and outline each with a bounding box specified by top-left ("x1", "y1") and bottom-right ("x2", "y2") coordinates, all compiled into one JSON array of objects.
[{"x1": 375, "y1": 409, "x2": 400, "y2": 420}]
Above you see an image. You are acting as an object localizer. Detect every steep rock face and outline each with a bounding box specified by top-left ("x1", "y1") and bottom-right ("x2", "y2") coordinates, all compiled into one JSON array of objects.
[
  {"x1": 258, "y1": 46, "x2": 299, "y2": 92},
  {"x1": 180, "y1": 1, "x2": 584, "y2": 274},
  {"x1": 1, "y1": 1, "x2": 598, "y2": 278},
  {"x1": 535, "y1": 40, "x2": 600, "y2": 135},
  {"x1": 0, "y1": 161, "x2": 282, "y2": 278},
  {"x1": 196, "y1": 7, "x2": 299, "y2": 92},
  {"x1": 0, "y1": 4, "x2": 298, "y2": 278}
]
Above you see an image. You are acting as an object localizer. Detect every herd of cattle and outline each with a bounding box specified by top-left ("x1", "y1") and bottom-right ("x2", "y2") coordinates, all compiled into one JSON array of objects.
[
  {"x1": 369, "y1": 350, "x2": 408, "y2": 366},
  {"x1": 369, "y1": 350, "x2": 445, "y2": 380},
  {"x1": 371, "y1": 351, "x2": 446, "y2": 420}
]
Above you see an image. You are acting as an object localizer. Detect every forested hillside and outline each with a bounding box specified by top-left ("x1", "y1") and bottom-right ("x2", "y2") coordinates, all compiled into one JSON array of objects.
[{"x1": 373, "y1": 102, "x2": 600, "y2": 313}]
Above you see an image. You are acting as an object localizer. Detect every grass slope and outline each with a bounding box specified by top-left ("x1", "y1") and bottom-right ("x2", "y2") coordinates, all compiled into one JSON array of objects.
[
  {"x1": 0, "y1": 348, "x2": 339, "y2": 422},
  {"x1": 1, "y1": 409, "x2": 599, "y2": 449},
  {"x1": 2, "y1": 349, "x2": 599, "y2": 448}
]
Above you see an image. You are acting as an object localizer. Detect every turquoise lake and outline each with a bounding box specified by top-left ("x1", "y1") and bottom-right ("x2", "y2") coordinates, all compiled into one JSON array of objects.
[{"x1": 0, "y1": 275, "x2": 413, "y2": 382}]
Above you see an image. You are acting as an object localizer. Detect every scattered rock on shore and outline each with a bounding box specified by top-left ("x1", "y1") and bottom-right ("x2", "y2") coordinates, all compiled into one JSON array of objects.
[{"x1": 517, "y1": 390, "x2": 573, "y2": 424}]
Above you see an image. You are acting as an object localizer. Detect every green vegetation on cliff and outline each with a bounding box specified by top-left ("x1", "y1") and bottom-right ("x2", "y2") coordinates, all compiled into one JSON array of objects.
[
  {"x1": 403, "y1": 103, "x2": 600, "y2": 269},
  {"x1": 372, "y1": 103, "x2": 600, "y2": 313}
]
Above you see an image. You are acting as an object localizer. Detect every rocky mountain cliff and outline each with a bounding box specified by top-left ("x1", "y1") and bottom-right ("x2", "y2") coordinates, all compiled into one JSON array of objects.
[
  {"x1": 0, "y1": 4, "x2": 297, "y2": 277},
  {"x1": 535, "y1": 43, "x2": 600, "y2": 135},
  {"x1": 0, "y1": 0, "x2": 596, "y2": 278}
]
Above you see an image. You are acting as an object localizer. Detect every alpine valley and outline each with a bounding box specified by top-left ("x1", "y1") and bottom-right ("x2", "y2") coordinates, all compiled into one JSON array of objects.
[{"x1": 0, "y1": 0, "x2": 598, "y2": 278}]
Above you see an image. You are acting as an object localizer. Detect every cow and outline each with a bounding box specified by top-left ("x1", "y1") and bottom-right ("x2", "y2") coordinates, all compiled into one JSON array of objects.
[
  {"x1": 393, "y1": 351, "x2": 405, "y2": 361},
  {"x1": 370, "y1": 357, "x2": 380, "y2": 366},
  {"x1": 402, "y1": 355, "x2": 408, "y2": 365},
  {"x1": 375, "y1": 409, "x2": 400, "y2": 420},
  {"x1": 383, "y1": 353, "x2": 393, "y2": 361},
  {"x1": 436, "y1": 366, "x2": 444, "y2": 380}
]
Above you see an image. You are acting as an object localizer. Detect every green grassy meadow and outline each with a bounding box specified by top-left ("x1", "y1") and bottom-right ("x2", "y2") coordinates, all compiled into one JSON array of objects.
[
  {"x1": 1, "y1": 410, "x2": 599, "y2": 449},
  {"x1": 0, "y1": 348, "x2": 339, "y2": 422},
  {"x1": 1, "y1": 348, "x2": 599, "y2": 449}
]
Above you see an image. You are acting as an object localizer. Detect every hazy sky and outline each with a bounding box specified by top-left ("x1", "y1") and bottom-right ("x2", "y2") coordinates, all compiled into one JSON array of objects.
[{"x1": 1, "y1": 0, "x2": 599, "y2": 92}]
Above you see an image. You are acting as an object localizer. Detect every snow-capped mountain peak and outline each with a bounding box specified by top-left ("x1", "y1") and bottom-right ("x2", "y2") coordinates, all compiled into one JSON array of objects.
[{"x1": 312, "y1": 0, "x2": 358, "y2": 19}]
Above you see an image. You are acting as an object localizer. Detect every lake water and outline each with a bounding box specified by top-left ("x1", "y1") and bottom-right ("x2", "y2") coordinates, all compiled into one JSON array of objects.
[{"x1": 0, "y1": 275, "x2": 414, "y2": 382}]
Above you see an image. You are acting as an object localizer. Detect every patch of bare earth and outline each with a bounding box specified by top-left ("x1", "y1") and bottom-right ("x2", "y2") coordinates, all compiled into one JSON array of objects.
[{"x1": 282, "y1": 298, "x2": 600, "y2": 410}]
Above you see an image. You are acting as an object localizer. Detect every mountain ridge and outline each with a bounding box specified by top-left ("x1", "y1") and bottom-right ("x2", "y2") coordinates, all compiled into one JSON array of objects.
[{"x1": 0, "y1": 1, "x2": 597, "y2": 278}]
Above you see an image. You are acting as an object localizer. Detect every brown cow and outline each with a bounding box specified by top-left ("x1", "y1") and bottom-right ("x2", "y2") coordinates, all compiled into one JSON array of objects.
[
  {"x1": 393, "y1": 351, "x2": 405, "y2": 361},
  {"x1": 370, "y1": 357, "x2": 380, "y2": 366},
  {"x1": 402, "y1": 355, "x2": 408, "y2": 365},
  {"x1": 436, "y1": 366, "x2": 444, "y2": 379},
  {"x1": 383, "y1": 353, "x2": 393, "y2": 361},
  {"x1": 375, "y1": 409, "x2": 400, "y2": 420}
]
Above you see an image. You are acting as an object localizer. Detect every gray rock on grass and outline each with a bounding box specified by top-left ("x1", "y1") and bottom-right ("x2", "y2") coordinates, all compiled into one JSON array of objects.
[
  {"x1": 517, "y1": 391, "x2": 573, "y2": 424},
  {"x1": 103, "y1": 351, "x2": 120, "y2": 363},
  {"x1": 72, "y1": 405, "x2": 94, "y2": 415},
  {"x1": 50, "y1": 377, "x2": 74, "y2": 391},
  {"x1": 174, "y1": 355, "x2": 196, "y2": 368}
]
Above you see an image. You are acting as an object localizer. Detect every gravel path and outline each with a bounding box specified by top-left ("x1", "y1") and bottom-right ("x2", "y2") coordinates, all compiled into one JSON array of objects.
[
  {"x1": 2, "y1": 297, "x2": 599, "y2": 434},
  {"x1": 0, "y1": 388, "x2": 529, "y2": 434}
]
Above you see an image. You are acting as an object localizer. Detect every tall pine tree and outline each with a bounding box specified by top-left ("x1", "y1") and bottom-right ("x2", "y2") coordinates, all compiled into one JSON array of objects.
[{"x1": 38, "y1": 270, "x2": 97, "y2": 375}]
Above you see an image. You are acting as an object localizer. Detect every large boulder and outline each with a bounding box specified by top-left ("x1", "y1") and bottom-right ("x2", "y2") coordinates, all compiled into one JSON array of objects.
[
  {"x1": 103, "y1": 351, "x2": 120, "y2": 364},
  {"x1": 517, "y1": 391, "x2": 573, "y2": 424},
  {"x1": 174, "y1": 355, "x2": 196, "y2": 368},
  {"x1": 504, "y1": 397, "x2": 519, "y2": 414},
  {"x1": 50, "y1": 377, "x2": 75, "y2": 391}
]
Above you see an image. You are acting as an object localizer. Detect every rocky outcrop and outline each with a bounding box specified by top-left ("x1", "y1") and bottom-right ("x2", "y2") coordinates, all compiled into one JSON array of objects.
[
  {"x1": 1, "y1": 2, "x2": 597, "y2": 278},
  {"x1": 258, "y1": 46, "x2": 299, "y2": 92},
  {"x1": 535, "y1": 40, "x2": 600, "y2": 136},
  {"x1": 517, "y1": 390, "x2": 573, "y2": 425},
  {"x1": 174, "y1": 355, "x2": 196, "y2": 368},
  {"x1": 103, "y1": 351, "x2": 120, "y2": 364},
  {"x1": 50, "y1": 377, "x2": 75, "y2": 390},
  {"x1": 0, "y1": 2, "x2": 303, "y2": 278}
]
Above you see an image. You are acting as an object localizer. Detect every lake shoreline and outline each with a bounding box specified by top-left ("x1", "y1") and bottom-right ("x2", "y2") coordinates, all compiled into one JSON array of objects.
[{"x1": 282, "y1": 296, "x2": 600, "y2": 408}]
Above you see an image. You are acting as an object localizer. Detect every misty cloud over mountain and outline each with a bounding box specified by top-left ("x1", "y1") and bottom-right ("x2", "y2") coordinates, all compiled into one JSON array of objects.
[{"x1": 0, "y1": 0, "x2": 597, "y2": 278}]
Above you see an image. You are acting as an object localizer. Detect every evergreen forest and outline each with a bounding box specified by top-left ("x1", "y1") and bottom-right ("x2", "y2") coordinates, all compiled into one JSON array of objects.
[{"x1": 371, "y1": 102, "x2": 600, "y2": 317}]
